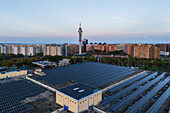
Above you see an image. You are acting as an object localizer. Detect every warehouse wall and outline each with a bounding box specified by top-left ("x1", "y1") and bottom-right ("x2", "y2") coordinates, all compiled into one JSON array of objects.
[
  {"x1": 56, "y1": 90, "x2": 102, "y2": 113},
  {"x1": 56, "y1": 92, "x2": 64, "y2": 106},
  {"x1": 94, "y1": 91, "x2": 102, "y2": 105},
  {"x1": 78, "y1": 97, "x2": 89, "y2": 112},
  {"x1": 68, "y1": 98, "x2": 78, "y2": 113},
  {"x1": 0, "y1": 70, "x2": 27, "y2": 79}
]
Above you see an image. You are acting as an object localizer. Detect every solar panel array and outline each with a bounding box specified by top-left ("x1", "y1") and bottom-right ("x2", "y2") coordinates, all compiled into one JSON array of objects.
[
  {"x1": 112, "y1": 72, "x2": 166, "y2": 112},
  {"x1": 37, "y1": 63, "x2": 135, "y2": 88},
  {"x1": 108, "y1": 72, "x2": 148, "y2": 94},
  {"x1": 0, "y1": 80, "x2": 45, "y2": 113},
  {"x1": 146, "y1": 87, "x2": 170, "y2": 113},
  {"x1": 100, "y1": 72, "x2": 157, "y2": 106},
  {"x1": 99, "y1": 72, "x2": 170, "y2": 113},
  {"x1": 125, "y1": 75, "x2": 169, "y2": 113}
]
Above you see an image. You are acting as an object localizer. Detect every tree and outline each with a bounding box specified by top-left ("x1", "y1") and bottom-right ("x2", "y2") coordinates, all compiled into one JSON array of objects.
[{"x1": 148, "y1": 62, "x2": 153, "y2": 69}]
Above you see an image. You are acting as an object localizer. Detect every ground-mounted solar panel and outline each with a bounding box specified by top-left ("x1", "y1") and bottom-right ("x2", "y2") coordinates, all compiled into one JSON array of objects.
[
  {"x1": 146, "y1": 87, "x2": 170, "y2": 113},
  {"x1": 125, "y1": 76, "x2": 169, "y2": 113},
  {"x1": 111, "y1": 72, "x2": 165, "y2": 112},
  {"x1": 100, "y1": 72, "x2": 159, "y2": 106},
  {"x1": 0, "y1": 80, "x2": 45, "y2": 113},
  {"x1": 109, "y1": 72, "x2": 149, "y2": 94}
]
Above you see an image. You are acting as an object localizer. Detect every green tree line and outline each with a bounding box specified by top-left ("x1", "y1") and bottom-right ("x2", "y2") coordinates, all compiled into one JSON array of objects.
[{"x1": 85, "y1": 56, "x2": 170, "y2": 72}]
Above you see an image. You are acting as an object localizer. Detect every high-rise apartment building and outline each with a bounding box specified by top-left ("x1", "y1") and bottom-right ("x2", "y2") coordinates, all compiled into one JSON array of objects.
[
  {"x1": 43, "y1": 44, "x2": 66, "y2": 56},
  {"x1": 108, "y1": 44, "x2": 117, "y2": 52},
  {"x1": 68, "y1": 44, "x2": 79, "y2": 55},
  {"x1": 124, "y1": 44, "x2": 132, "y2": 55},
  {"x1": 82, "y1": 39, "x2": 88, "y2": 52},
  {"x1": 131, "y1": 44, "x2": 152, "y2": 58},
  {"x1": 0, "y1": 44, "x2": 3, "y2": 53},
  {"x1": 12, "y1": 45, "x2": 19, "y2": 55},
  {"x1": 149, "y1": 46, "x2": 160, "y2": 59},
  {"x1": 86, "y1": 44, "x2": 94, "y2": 51},
  {"x1": 20, "y1": 46, "x2": 26, "y2": 56},
  {"x1": 131, "y1": 44, "x2": 160, "y2": 59},
  {"x1": 156, "y1": 44, "x2": 170, "y2": 52},
  {"x1": 86, "y1": 43, "x2": 117, "y2": 52}
]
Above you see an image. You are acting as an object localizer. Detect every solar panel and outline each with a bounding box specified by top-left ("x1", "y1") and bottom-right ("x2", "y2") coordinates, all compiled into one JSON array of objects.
[
  {"x1": 125, "y1": 75, "x2": 169, "y2": 113},
  {"x1": 94, "y1": 71, "x2": 135, "y2": 87},
  {"x1": 84, "y1": 68, "x2": 131, "y2": 85},
  {"x1": 0, "y1": 80, "x2": 45, "y2": 113},
  {"x1": 100, "y1": 72, "x2": 159, "y2": 106},
  {"x1": 146, "y1": 87, "x2": 170, "y2": 113},
  {"x1": 35, "y1": 63, "x2": 134, "y2": 87},
  {"x1": 111, "y1": 72, "x2": 165, "y2": 112},
  {"x1": 109, "y1": 72, "x2": 148, "y2": 94}
]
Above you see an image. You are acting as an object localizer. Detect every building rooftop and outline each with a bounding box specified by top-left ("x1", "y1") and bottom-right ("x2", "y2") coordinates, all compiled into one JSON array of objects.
[{"x1": 59, "y1": 83, "x2": 98, "y2": 100}]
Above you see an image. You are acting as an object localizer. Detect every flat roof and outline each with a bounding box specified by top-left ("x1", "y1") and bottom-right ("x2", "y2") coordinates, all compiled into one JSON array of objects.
[
  {"x1": 0, "y1": 67, "x2": 6, "y2": 69},
  {"x1": 59, "y1": 83, "x2": 98, "y2": 100}
]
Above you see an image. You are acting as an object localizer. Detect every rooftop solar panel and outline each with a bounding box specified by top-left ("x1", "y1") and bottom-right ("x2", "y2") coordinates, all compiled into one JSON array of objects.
[{"x1": 35, "y1": 63, "x2": 134, "y2": 87}]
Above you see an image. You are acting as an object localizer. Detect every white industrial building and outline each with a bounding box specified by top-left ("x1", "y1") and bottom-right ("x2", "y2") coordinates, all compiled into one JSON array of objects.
[
  {"x1": 58, "y1": 59, "x2": 70, "y2": 66},
  {"x1": 0, "y1": 70, "x2": 27, "y2": 79},
  {"x1": 56, "y1": 83, "x2": 102, "y2": 113},
  {"x1": 160, "y1": 51, "x2": 169, "y2": 56},
  {"x1": 32, "y1": 60, "x2": 57, "y2": 68}
]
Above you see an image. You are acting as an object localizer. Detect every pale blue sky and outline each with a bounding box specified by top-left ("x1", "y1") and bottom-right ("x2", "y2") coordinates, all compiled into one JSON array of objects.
[{"x1": 0, "y1": 0, "x2": 170, "y2": 44}]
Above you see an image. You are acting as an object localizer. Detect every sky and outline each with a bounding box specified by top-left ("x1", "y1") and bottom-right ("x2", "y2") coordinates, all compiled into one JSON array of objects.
[{"x1": 0, "y1": 0, "x2": 170, "y2": 44}]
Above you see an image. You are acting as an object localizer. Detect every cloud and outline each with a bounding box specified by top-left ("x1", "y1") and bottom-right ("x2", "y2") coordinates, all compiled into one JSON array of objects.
[
  {"x1": 164, "y1": 19, "x2": 170, "y2": 23},
  {"x1": 98, "y1": 13, "x2": 140, "y2": 24},
  {"x1": 126, "y1": 20, "x2": 140, "y2": 24},
  {"x1": 99, "y1": 14, "x2": 121, "y2": 19},
  {"x1": 119, "y1": 13, "x2": 128, "y2": 16}
]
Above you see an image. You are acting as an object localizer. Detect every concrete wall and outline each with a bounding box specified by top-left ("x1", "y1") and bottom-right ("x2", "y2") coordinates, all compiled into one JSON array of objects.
[
  {"x1": 56, "y1": 90, "x2": 102, "y2": 113},
  {"x1": 56, "y1": 91, "x2": 78, "y2": 113},
  {"x1": 93, "y1": 91, "x2": 102, "y2": 105},
  {"x1": 88, "y1": 95, "x2": 94, "y2": 106},
  {"x1": 68, "y1": 97, "x2": 78, "y2": 113},
  {"x1": 56, "y1": 91, "x2": 64, "y2": 106},
  {"x1": 78, "y1": 98, "x2": 89, "y2": 112},
  {"x1": 26, "y1": 76, "x2": 56, "y2": 92},
  {"x1": 0, "y1": 70, "x2": 27, "y2": 79}
]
